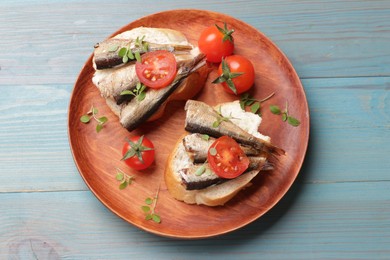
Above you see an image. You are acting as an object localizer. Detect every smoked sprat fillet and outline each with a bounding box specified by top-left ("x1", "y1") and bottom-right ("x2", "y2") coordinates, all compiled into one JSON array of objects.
[
  {"x1": 165, "y1": 100, "x2": 284, "y2": 206},
  {"x1": 91, "y1": 27, "x2": 209, "y2": 131}
]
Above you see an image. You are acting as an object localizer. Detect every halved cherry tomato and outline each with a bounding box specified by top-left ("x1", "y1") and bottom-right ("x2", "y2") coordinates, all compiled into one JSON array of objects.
[
  {"x1": 135, "y1": 50, "x2": 177, "y2": 89},
  {"x1": 121, "y1": 135, "x2": 155, "y2": 171},
  {"x1": 215, "y1": 55, "x2": 255, "y2": 95},
  {"x1": 207, "y1": 136, "x2": 249, "y2": 179},
  {"x1": 198, "y1": 23, "x2": 235, "y2": 63}
]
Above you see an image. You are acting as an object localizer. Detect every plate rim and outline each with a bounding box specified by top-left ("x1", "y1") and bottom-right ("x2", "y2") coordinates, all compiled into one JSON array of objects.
[{"x1": 67, "y1": 8, "x2": 310, "y2": 239}]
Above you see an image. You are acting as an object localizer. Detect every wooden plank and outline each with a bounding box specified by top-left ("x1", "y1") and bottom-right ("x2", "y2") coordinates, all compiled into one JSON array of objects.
[
  {"x1": 1, "y1": 0, "x2": 390, "y2": 85},
  {"x1": 0, "y1": 181, "x2": 389, "y2": 259}
]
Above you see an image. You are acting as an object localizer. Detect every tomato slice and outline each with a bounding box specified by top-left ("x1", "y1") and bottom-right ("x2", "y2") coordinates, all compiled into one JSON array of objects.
[
  {"x1": 135, "y1": 50, "x2": 177, "y2": 89},
  {"x1": 207, "y1": 136, "x2": 250, "y2": 179}
]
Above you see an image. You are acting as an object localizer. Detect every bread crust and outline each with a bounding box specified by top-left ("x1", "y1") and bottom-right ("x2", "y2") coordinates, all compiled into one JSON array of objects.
[{"x1": 164, "y1": 135, "x2": 262, "y2": 206}]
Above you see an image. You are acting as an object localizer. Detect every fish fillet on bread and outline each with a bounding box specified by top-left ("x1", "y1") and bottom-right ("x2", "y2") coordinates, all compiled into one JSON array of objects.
[
  {"x1": 165, "y1": 100, "x2": 284, "y2": 206},
  {"x1": 91, "y1": 27, "x2": 210, "y2": 131}
]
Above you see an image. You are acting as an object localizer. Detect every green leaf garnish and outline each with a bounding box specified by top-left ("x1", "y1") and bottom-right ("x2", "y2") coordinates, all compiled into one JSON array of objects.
[
  {"x1": 270, "y1": 105, "x2": 281, "y2": 115},
  {"x1": 118, "y1": 47, "x2": 127, "y2": 58},
  {"x1": 127, "y1": 50, "x2": 134, "y2": 60},
  {"x1": 195, "y1": 165, "x2": 206, "y2": 176},
  {"x1": 270, "y1": 101, "x2": 300, "y2": 127},
  {"x1": 282, "y1": 113, "x2": 287, "y2": 122},
  {"x1": 145, "y1": 197, "x2": 153, "y2": 205},
  {"x1": 80, "y1": 115, "x2": 90, "y2": 123},
  {"x1": 141, "y1": 206, "x2": 150, "y2": 213},
  {"x1": 151, "y1": 214, "x2": 161, "y2": 223},
  {"x1": 120, "y1": 82, "x2": 147, "y2": 102},
  {"x1": 135, "y1": 51, "x2": 141, "y2": 62},
  {"x1": 201, "y1": 134, "x2": 210, "y2": 141},
  {"x1": 80, "y1": 105, "x2": 108, "y2": 132},
  {"x1": 142, "y1": 186, "x2": 161, "y2": 224},
  {"x1": 240, "y1": 92, "x2": 275, "y2": 116},
  {"x1": 115, "y1": 168, "x2": 134, "y2": 190},
  {"x1": 119, "y1": 181, "x2": 128, "y2": 190},
  {"x1": 287, "y1": 116, "x2": 300, "y2": 126},
  {"x1": 212, "y1": 106, "x2": 235, "y2": 128},
  {"x1": 115, "y1": 172, "x2": 124, "y2": 181},
  {"x1": 250, "y1": 102, "x2": 260, "y2": 114}
]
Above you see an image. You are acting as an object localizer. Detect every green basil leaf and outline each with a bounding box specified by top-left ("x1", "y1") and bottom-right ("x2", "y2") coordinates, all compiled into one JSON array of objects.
[
  {"x1": 80, "y1": 115, "x2": 90, "y2": 123},
  {"x1": 145, "y1": 197, "x2": 153, "y2": 205},
  {"x1": 152, "y1": 214, "x2": 161, "y2": 223},
  {"x1": 122, "y1": 55, "x2": 129, "y2": 64},
  {"x1": 270, "y1": 105, "x2": 281, "y2": 115},
  {"x1": 120, "y1": 90, "x2": 134, "y2": 96},
  {"x1": 116, "y1": 172, "x2": 124, "y2": 181},
  {"x1": 137, "y1": 91, "x2": 146, "y2": 101},
  {"x1": 195, "y1": 165, "x2": 206, "y2": 176},
  {"x1": 250, "y1": 102, "x2": 260, "y2": 114},
  {"x1": 98, "y1": 116, "x2": 108, "y2": 124},
  {"x1": 201, "y1": 134, "x2": 210, "y2": 141},
  {"x1": 119, "y1": 181, "x2": 128, "y2": 190},
  {"x1": 282, "y1": 113, "x2": 288, "y2": 122},
  {"x1": 141, "y1": 205, "x2": 150, "y2": 213},
  {"x1": 127, "y1": 50, "x2": 134, "y2": 60},
  {"x1": 96, "y1": 124, "x2": 103, "y2": 133},
  {"x1": 118, "y1": 47, "x2": 127, "y2": 57},
  {"x1": 135, "y1": 51, "x2": 141, "y2": 62},
  {"x1": 287, "y1": 116, "x2": 301, "y2": 127}
]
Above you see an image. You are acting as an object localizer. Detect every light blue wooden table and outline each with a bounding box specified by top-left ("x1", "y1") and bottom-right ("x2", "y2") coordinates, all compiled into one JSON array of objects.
[{"x1": 1, "y1": 0, "x2": 389, "y2": 259}]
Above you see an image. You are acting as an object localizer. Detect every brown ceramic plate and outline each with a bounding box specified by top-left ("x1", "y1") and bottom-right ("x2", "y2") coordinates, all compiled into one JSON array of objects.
[{"x1": 68, "y1": 9, "x2": 309, "y2": 239}]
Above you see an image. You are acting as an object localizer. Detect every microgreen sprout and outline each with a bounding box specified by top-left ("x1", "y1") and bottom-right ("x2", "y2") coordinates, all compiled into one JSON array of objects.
[
  {"x1": 141, "y1": 186, "x2": 161, "y2": 223},
  {"x1": 239, "y1": 92, "x2": 275, "y2": 116},
  {"x1": 270, "y1": 101, "x2": 301, "y2": 127},
  {"x1": 212, "y1": 106, "x2": 236, "y2": 128},
  {"x1": 120, "y1": 82, "x2": 147, "y2": 101},
  {"x1": 117, "y1": 36, "x2": 147, "y2": 64},
  {"x1": 201, "y1": 134, "x2": 210, "y2": 141},
  {"x1": 115, "y1": 168, "x2": 134, "y2": 190},
  {"x1": 80, "y1": 105, "x2": 108, "y2": 133}
]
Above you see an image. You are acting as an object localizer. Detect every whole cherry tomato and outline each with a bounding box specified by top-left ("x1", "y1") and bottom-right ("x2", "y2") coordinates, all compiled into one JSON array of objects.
[
  {"x1": 198, "y1": 23, "x2": 235, "y2": 63},
  {"x1": 121, "y1": 135, "x2": 155, "y2": 170},
  {"x1": 213, "y1": 55, "x2": 255, "y2": 95}
]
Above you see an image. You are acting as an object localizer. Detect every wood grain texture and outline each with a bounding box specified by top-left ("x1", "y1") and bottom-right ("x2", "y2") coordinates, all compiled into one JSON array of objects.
[
  {"x1": 1, "y1": 0, "x2": 390, "y2": 258},
  {"x1": 0, "y1": 182, "x2": 389, "y2": 259},
  {"x1": 1, "y1": 1, "x2": 389, "y2": 85}
]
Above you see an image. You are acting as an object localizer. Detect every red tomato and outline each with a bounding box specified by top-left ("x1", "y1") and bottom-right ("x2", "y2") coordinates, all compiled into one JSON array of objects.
[
  {"x1": 216, "y1": 55, "x2": 255, "y2": 95},
  {"x1": 207, "y1": 136, "x2": 249, "y2": 179},
  {"x1": 198, "y1": 23, "x2": 235, "y2": 63},
  {"x1": 121, "y1": 135, "x2": 155, "y2": 171},
  {"x1": 135, "y1": 50, "x2": 177, "y2": 89}
]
